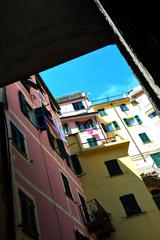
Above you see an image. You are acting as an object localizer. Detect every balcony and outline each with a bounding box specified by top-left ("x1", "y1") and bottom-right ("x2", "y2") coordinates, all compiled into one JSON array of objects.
[
  {"x1": 82, "y1": 137, "x2": 116, "y2": 149},
  {"x1": 80, "y1": 199, "x2": 114, "y2": 239}
]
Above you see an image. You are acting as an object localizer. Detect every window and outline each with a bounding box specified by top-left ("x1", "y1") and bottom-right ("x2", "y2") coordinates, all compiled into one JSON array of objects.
[
  {"x1": 73, "y1": 101, "x2": 85, "y2": 111},
  {"x1": 76, "y1": 119, "x2": 96, "y2": 132},
  {"x1": 61, "y1": 173, "x2": 73, "y2": 200},
  {"x1": 34, "y1": 107, "x2": 47, "y2": 131},
  {"x1": 47, "y1": 130, "x2": 56, "y2": 150},
  {"x1": 87, "y1": 137, "x2": 97, "y2": 147},
  {"x1": 70, "y1": 154, "x2": 83, "y2": 175},
  {"x1": 19, "y1": 91, "x2": 47, "y2": 130},
  {"x1": 105, "y1": 121, "x2": 120, "y2": 132},
  {"x1": 74, "y1": 229, "x2": 89, "y2": 240},
  {"x1": 150, "y1": 152, "x2": 160, "y2": 167},
  {"x1": 124, "y1": 115, "x2": 142, "y2": 126},
  {"x1": 21, "y1": 79, "x2": 31, "y2": 92},
  {"x1": 139, "y1": 133, "x2": 151, "y2": 143},
  {"x1": 26, "y1": 102, "x2": 36, "y2": 125},
  {"x1": 112, "y1": 121, "x2": 120, "y2": 130},
  {"x1": 19, "y1": 190, "x2": 38, "y2": 238},
  {"x1": 120, "y1": 194, "x2": 142, "y2": 217},
  {"x1": 105, "y1": 159, "x2": 122, "y2": 176},
  {"x1": 134, "y1": 115, "x2": 143, "y2": 124},
  {"x1": 56, "y1": 139, "x2": 70, "y2": 161},
  {"x1": 10, "y1": 122, "x2": 27, "y2": 156},
  {"x1": 120, "y1": 104, "x2": 129, "y2": 111},
  {"x1": 63, "y1": 123, "x2": 71, "y2": 134},
  {"x1": 97, "y1": 108, "x2": 107, "y2": 116},
  {"x1": 151, "y1": 189, "x2": 160, "y2": 210},
  {"x1": 148, "y1": 111, "x2": 158, "y2": 118},
  {"x1": 106, "y1": 123, "x2": 114, "y2": 132}
]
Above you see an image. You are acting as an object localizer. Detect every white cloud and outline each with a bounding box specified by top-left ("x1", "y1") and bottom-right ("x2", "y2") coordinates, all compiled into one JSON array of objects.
[{"x1": 98, "y1": 75, "x2": 139, "y2": 99}]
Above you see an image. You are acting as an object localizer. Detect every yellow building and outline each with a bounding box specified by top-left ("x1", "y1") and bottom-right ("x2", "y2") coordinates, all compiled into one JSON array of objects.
[
  {"x1": 58, "y1": 92, "x2": 160, "y2": 240},
  {"x1": 68, "y1": 134, "x2": 160, "y2": 240}
]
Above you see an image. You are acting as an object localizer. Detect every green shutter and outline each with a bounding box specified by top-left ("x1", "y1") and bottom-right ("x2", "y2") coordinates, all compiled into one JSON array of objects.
[
  {"x1": 76, "y1": 121, "x2": 84, "y2": 131},
  {"x1": 151, "y1": 153, "x2": 160, "y2": 167},
  {"x1": 87, "y1": 119, "x2": 96, "y2": 128},
  {"x1": 135, "y1": 115, "x2": 142, "y2": 124},
  {"x1": 63, "y1": 123, "x2": 71, "y2": 134},
  {"x1": 123, "y1": 118, "x2": 130, "y2": 126},
  {"x1": 87, "y1": 138, "x2": 97, "y2": 147},
  {"x1": 139, "y1": 133, "x2": 150, "y2": 143},
  {"x1": 112, "y1": 121, "x2": 120, "y2": 130}
]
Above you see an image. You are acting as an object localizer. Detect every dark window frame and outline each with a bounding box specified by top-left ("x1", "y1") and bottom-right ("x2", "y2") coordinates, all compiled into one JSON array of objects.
[
  {"x1": 105, "y1": 159, "x2": 123, "y2": 177},
  {"x1": 150, "y1": 152, "x2": 160, "y2": 167},
  {"x1": 19, "y1": 190, "x2": 39, "y2": 239},
  {"x1": 87, "y1": 137, "x2": 98, "y2": 147},
  {"x1": 120, "y1": 194, "x2": 142, "y2": 217},
  {"x1": 72, "y1": 101, "x2": 85, "y2": 111},
  {"x1": 97, "y1": 108, "x2": 107, "y2": 116},
  {"x1": 70, "y1": 154, "x2": 83, "y2": 175},
  {"x1": 61, "y1": 173, "x2": 73, "y2": 200},
  {"x1": 63, "y1": 123, "x2": 71, "y2": 134},
  {"x1": 139, "y1": 132, "x2": 151, "y2": 144},
  {"x1": 10, "y1": 122, "x2": 27, "y2": 158}
]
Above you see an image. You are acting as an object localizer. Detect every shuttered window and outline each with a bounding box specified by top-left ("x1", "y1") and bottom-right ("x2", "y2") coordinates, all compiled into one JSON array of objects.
[
  {"x1": 124, "y1": 115, "x2": 142, "y2": 126},
  {"x1": 120, "y1": 194, "x2": 142, "y2": 217},
  {"x1": 150, "y1": 152, "x2": 160, "y2": 167},
  {"x1": 70, "y1": 154, "x2": 83, "y2": 175},
  {"x1": 135, "y1": 115, "x2": 142, "y2": 124},
  {"x1": 19, "y1": 91, "x2": 28, "y2": 116},
  {"x1": 105, "y1": 159, "x2": 122, "y2": 176},
  {"x1": 87, "y1": 137, "x2": 97, "y2": 147},
  {"x1": 63, "y1": 123, "x2": 71, "y2": 134},
  {"x1": 19, "y1": 190, "x2": 38, "y2": 238},
  {"x1": 97, "y1": 108, "x2": 107, "y2": 116},
  {"x1": 73, "y1": 101, "x2": 85, "y2": 111},
  {"x1": 34, "y1": 107, "x2": 47, "y2": 131},
  {"x1": 120, "y1": 104, "x2": 129, "y2": 111},
  {"x1": 112, "y1": 121, "x2": 120, "y2": 130},
  {"x1": 61, "y1": 173, "x2": 73, "y2": 200},
  {"x1": 56, "y1": 139, "x2": 70, "y2": 161},
  {"x1": 139, "y1": 133, "x2": 151, "y2": 143},
  {"x1": 10, "y1": 122, "x2": 27, "y2": 157},
  {"x1": 76, "y1": 121, "x2": 85, "y2": 131}
]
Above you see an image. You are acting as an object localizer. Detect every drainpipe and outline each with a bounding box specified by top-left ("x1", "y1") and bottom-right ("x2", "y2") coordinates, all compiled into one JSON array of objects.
[
  {"x1": 111, "y1": 103, "x2": 147, "y2": 162},
  {"x1": 0, "y1": 88, "x2": 16, "y2": 240}
]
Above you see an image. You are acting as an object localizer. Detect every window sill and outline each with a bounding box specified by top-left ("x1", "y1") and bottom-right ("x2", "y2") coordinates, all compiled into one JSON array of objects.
[
  {"x1": 12, "y1": 143, "x2": 28, "y2": 160},
  {"x1": 125, "y1": 211, "x2": 147, "y2": 219},
  {"x1": 107, "y1": 173, "x2": 124, "y2": 178}
]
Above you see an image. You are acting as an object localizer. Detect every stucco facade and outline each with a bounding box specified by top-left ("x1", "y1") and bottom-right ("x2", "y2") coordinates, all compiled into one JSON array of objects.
[
  {"x1": 0, "y1": 76, "x2": 91, "y2": 240},
  {"x1": 93, "y1": 86, "x2": 160, "y2": 176},
  {"x1": 58, "y1": 91, "x2": 160, "y2": 240}
]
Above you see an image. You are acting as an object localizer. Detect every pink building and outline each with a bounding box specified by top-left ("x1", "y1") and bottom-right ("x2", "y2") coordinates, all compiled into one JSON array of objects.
[{"x1": 0, "y1": 75, "x2": 92, "y2": 240}]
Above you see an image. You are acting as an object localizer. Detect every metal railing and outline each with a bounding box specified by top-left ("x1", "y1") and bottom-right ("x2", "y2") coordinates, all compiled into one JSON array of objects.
[
  {"x1": 81, "y1": 137, "x2": 116, "y2": 149},
  {"x1": 79, "y1": 199, "x2": 111, "y2": 225}
]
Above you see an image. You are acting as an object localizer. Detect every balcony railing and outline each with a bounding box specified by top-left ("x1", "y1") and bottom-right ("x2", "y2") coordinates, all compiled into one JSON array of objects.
[
  {"x1": 80, "y1": 199, "x2": 114, "y2": 238},
  {"x1": 81, "y1": 137, "x2": 116, "y2": 149}
]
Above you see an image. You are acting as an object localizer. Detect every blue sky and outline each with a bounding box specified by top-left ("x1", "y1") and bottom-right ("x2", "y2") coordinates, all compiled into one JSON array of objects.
[{"x1": 40, "y1": 44, "x2": 139, "y2": 101}]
